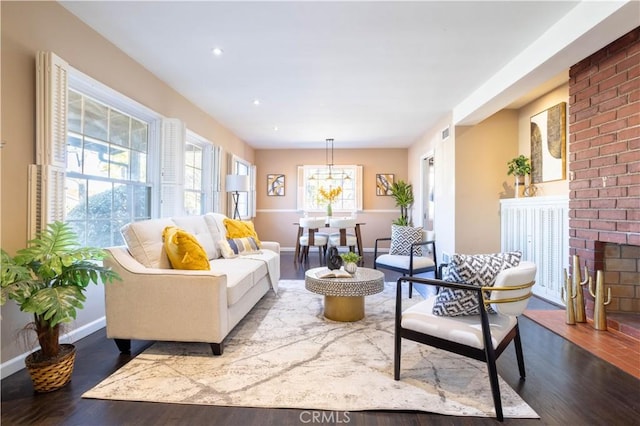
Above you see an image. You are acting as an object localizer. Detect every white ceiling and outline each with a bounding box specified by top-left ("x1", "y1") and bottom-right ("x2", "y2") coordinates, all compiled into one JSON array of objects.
[{"x1": 59, "y1": 1, "x2": 635, "y2": 150}]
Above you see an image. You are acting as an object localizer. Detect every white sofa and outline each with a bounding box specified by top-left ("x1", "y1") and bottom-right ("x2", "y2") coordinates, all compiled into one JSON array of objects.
[{"x1": 103, "y1": 213, "x2": 280, "y2": 355}]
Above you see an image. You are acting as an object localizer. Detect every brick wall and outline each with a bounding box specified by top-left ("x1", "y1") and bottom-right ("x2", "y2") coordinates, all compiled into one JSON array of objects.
[{"x1": 568, "y1": 27, "x2": 640, "y2": 314}]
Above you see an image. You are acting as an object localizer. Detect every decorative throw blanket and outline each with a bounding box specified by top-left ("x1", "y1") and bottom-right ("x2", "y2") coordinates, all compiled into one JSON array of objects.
[{"x1": 242, "y1": 251, "x2": 280, "y2": 294}]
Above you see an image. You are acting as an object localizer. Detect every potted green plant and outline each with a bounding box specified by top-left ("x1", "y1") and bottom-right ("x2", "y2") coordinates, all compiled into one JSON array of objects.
[
  {"x1": 340, "y1": 251, "x2": 361, "y2": 273},
  {"x1": 390, "y1": 180, "x2": 414, "y2": 226},
  {"x1": 0, "y1": 221, "x2": 120, "y2": 392},
  {"x1": 506, "y1": 155, "x2": 532, "y2": 197}
]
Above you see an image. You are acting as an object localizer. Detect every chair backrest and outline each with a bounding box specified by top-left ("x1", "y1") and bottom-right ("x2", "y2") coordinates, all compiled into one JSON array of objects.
[
  {"x1": 299, "y1": 217, "x2": 326, "y2": 230},
  {"x1": 488, "y1": 261, "x2": 537, "y2": 316},
  {"x1": 328, "y1": 217, "x2": 357, "y2": 229}
]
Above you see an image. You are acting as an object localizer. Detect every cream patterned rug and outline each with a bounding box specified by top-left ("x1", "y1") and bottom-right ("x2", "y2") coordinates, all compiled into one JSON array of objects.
[{"x1": 83, "y1": 280, "x2": 538, "y2": 418}]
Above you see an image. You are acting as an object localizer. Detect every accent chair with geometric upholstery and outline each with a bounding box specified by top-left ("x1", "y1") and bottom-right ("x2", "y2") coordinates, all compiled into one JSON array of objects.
[
  {"x1": 374, "y1": 226, "x2": 437, "y2": 297},
  {"x1": 393, "y1": 260, "x2": 537, "y2": 421}
]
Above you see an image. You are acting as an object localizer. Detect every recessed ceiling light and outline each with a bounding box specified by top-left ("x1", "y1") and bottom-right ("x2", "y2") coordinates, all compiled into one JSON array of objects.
[
  {"x1": 253, "y1": 99, "x2": 260, "y2": 106},
  {"x1": 273, "y1": 126, "x2": 279, "y2": 131},
  {"x1": 211, "y1": 47, "x2": 224, "y2": 56}
]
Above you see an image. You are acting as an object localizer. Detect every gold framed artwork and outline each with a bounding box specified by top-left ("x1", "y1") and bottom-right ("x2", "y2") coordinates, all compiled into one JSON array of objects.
[
  {"x1": 530, "y1": 102, "x2": 567, "y2": 183},
  {"x1": 376, "y1": 173, "x2": 394, "y2": 196},
  {"x1": 267, "y1": 174, "x2": 285, "y2": 196}
]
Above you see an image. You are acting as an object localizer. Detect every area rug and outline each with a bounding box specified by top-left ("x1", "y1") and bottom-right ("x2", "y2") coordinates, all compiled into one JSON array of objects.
[{"x1": 83, "y1": 280, "x2": 538, "y2": 419}]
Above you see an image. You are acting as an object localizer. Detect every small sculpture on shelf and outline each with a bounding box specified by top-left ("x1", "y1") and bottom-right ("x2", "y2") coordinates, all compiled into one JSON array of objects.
[
  {"x1": 588, "y1": 270, "x2": 612, "y2": 331},
  {"x1": 326, "y1": 247, "x2": 343, "y2": 270}
]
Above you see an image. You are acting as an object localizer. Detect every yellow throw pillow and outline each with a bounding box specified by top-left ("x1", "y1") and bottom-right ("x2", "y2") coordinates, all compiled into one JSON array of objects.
[
  {"x1": 162, "y1": 226, "x2": 210, "y2": 270},
  {"x1": 223, "y1": 218, "x2": 262, "y2": 247}
]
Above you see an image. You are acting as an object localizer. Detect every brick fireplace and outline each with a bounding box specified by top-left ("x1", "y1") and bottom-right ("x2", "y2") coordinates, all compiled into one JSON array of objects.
[{"x1": 568, "y1": 27, "x2": 639, "y2": 322}]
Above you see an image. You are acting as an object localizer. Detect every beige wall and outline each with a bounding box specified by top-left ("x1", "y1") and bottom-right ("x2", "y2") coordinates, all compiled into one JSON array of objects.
[
  {"x1": 455, "y1": 110, "x2": 519, "y2": 253},
  {"x1": 408, "y1": 113, "x2": 454, "y2": 262},
  {"x1": 0, "y1": 1, "x2": 253, "y2": 367},
  {"x1": 253, "y1": 148, "x2": 408, "y2": 250}
]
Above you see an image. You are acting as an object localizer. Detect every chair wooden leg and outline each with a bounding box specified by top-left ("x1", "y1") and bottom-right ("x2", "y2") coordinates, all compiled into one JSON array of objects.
[
  {"x1": 514, "y1": 325, "x2": 526, "y2": 379},
  {"x1": 394, "y1": 332, "x2": 401, "y2": 380},
  {"x1": 485, "y1": 353, "x2": 504, "y2": 421}
]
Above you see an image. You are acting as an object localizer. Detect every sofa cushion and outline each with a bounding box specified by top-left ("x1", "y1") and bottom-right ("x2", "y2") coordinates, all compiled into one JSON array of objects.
[
  {"x1": 120, "y1": 218, "x2": 175, "y2": 268},
  {"x1": 171, "y1": 215, "x2": 218, "y2": 260},
  {"x1": 162, "y1": 226, "x2": 210, "y2": 270},
  {"x1": 209, "y1": 257, "x2": 268, "y2": 305},
  {"x1": 432, "y1": 251, "x2": 522, "y2": 317},
  {"x1": 223, "y1": 218, "x2": 262, "y2": 247}
]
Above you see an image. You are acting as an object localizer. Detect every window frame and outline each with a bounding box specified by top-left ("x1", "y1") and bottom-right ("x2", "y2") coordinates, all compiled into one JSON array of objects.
[
  {"x1": 296, "y1": 164, "x2": 363, "y2": 213},
  {"x1": 66, "y1": 66, "x2": 162, "y2": 246}
]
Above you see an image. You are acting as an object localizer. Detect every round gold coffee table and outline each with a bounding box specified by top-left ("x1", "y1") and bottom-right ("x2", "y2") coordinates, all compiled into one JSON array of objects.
[{"x1": 305, "y1": 267, "x2": 385, "y2": 322}]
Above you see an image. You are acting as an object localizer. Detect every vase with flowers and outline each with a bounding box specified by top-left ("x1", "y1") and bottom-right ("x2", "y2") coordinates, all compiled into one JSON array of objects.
[{"x1": 318, "y1": 186, "x2": 342, "y2": 217}]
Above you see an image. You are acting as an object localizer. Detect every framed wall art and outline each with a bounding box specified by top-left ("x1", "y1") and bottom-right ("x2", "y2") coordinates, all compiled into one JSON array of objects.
[
  {"x1": 376, "y1": 173, "x2": 394, "y2": 196},
  {"x1": 530, "y1": 102, "x2": 567, "y2": 183},
  {"x1": 267, "y1": 174, "x2": 285, "y2": 196}
]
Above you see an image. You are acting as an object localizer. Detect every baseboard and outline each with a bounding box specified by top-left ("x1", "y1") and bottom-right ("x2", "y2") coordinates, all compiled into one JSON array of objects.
[
  {"x1": 0, "y1": 317, "x2": 106, "y2": 380},
  {"x1": 281, "y1": 247, "x2": 375, "y2": 253}
]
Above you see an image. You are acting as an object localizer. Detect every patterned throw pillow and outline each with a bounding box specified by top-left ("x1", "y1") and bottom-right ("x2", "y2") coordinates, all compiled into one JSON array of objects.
[
  {"x1": 389, "y1": 225, "x2": 423, "y2": 256},
  {"x1": 432, "y1": 251, "x2": 522, "y2": 316},
  {"x1": 162, "y1": 226, "x2": 210, "y2": 270},
  {"x1": 227, "y1": 237, "x2": 261, "y2": 255}
]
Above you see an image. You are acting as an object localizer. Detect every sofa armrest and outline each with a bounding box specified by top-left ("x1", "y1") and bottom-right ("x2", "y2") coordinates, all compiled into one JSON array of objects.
[
  {"x1": 261, "y1": 241, "x2": 280, "y2": 254},
  {"x1": 103, "y1": 246, "x2": 229, "y2": 344}
]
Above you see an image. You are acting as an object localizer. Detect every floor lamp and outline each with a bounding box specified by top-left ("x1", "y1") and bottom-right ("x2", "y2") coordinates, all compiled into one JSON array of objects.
[{"x1": 226, "y1": 175, "x2": 250, "y2": 220}]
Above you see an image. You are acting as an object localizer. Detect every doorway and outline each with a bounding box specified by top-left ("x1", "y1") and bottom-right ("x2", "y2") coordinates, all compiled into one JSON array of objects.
[{"x1": 421, "y1": 156, "x2": 435, "y2": 231}]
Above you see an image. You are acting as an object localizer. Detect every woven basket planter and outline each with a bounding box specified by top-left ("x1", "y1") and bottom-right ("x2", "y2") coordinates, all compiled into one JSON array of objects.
[{"x1": 25, "y1": 344, "x2": 76, "y2": 392}]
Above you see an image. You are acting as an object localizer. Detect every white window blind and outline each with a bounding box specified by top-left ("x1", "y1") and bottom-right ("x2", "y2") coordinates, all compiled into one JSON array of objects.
[
  {"x1": 30, "y1": 51, "x2": 69, "y2": 239},
  {"x1": 160, "y1": 118, "x2": 186, "y2": 217}
]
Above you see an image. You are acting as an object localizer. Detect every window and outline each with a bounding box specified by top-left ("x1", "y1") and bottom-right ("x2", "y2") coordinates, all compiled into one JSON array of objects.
[
  {"x1": 297, "y1": 165, "x2": 363, "y2": 213},
  {"x1": 65, "y1": 89, "x2": 154, "y2": 247},
  {"x1": 230, "y1": 156, "x2": 255, "y2": 219},
  {"x1": 184, "y1": 131, "x2": 218, "y2": 215},
  {"x1": 184, "y1": 141, "x2": 204, "y2": 215},
  {"x1": 35, "y1": 51, "x2": 221, "y2": 248}
]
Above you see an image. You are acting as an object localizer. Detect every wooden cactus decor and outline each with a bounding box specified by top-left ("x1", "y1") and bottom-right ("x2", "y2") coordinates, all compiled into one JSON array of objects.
[
  {"x1": 562, "y1": 269, "x2": 576, "y2": 325},
  {"x1": 572, "y1": 255, "x2": 589, "y2": 323},
  {"x1": 588, "y1": 270, "x2": 612, "y2": 331}
]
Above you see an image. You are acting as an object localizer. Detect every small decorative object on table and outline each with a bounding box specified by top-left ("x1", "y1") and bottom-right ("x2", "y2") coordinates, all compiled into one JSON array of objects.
[
  {"x1": 340, "y1": 251, "x2": 361, "y2": 274},
  {"x1": 319, "y1": 186, "x2": 342, "y2": 218},
  {"x1": 327, "y1": 247, "x2": 343, "y2": 270}
]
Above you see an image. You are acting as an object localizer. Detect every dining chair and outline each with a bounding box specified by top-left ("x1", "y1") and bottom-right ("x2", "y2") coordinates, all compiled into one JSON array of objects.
[
  {"x1": 298, "y1": 217, "x2": 329, "y2": 264},
  {"x1": 327, "y1": 217, "x2": 359, "y2": 257}
]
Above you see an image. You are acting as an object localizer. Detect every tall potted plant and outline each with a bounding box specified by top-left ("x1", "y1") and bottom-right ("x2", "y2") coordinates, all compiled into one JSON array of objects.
[
  {"x1": 507, "y1": 155, "x2": 532, "y2": 198},
  {"x1": 1, "y1": 221, "x2": 120, "y2": 392},
  {"x1": 390, "y1": 180, "x2": 414, "y2": 226}
]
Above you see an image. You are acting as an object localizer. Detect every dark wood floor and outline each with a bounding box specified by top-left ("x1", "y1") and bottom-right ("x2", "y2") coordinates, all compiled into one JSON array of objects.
[{"x1": 2, "y1": 252, "x2": 639, "y2": 425}]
